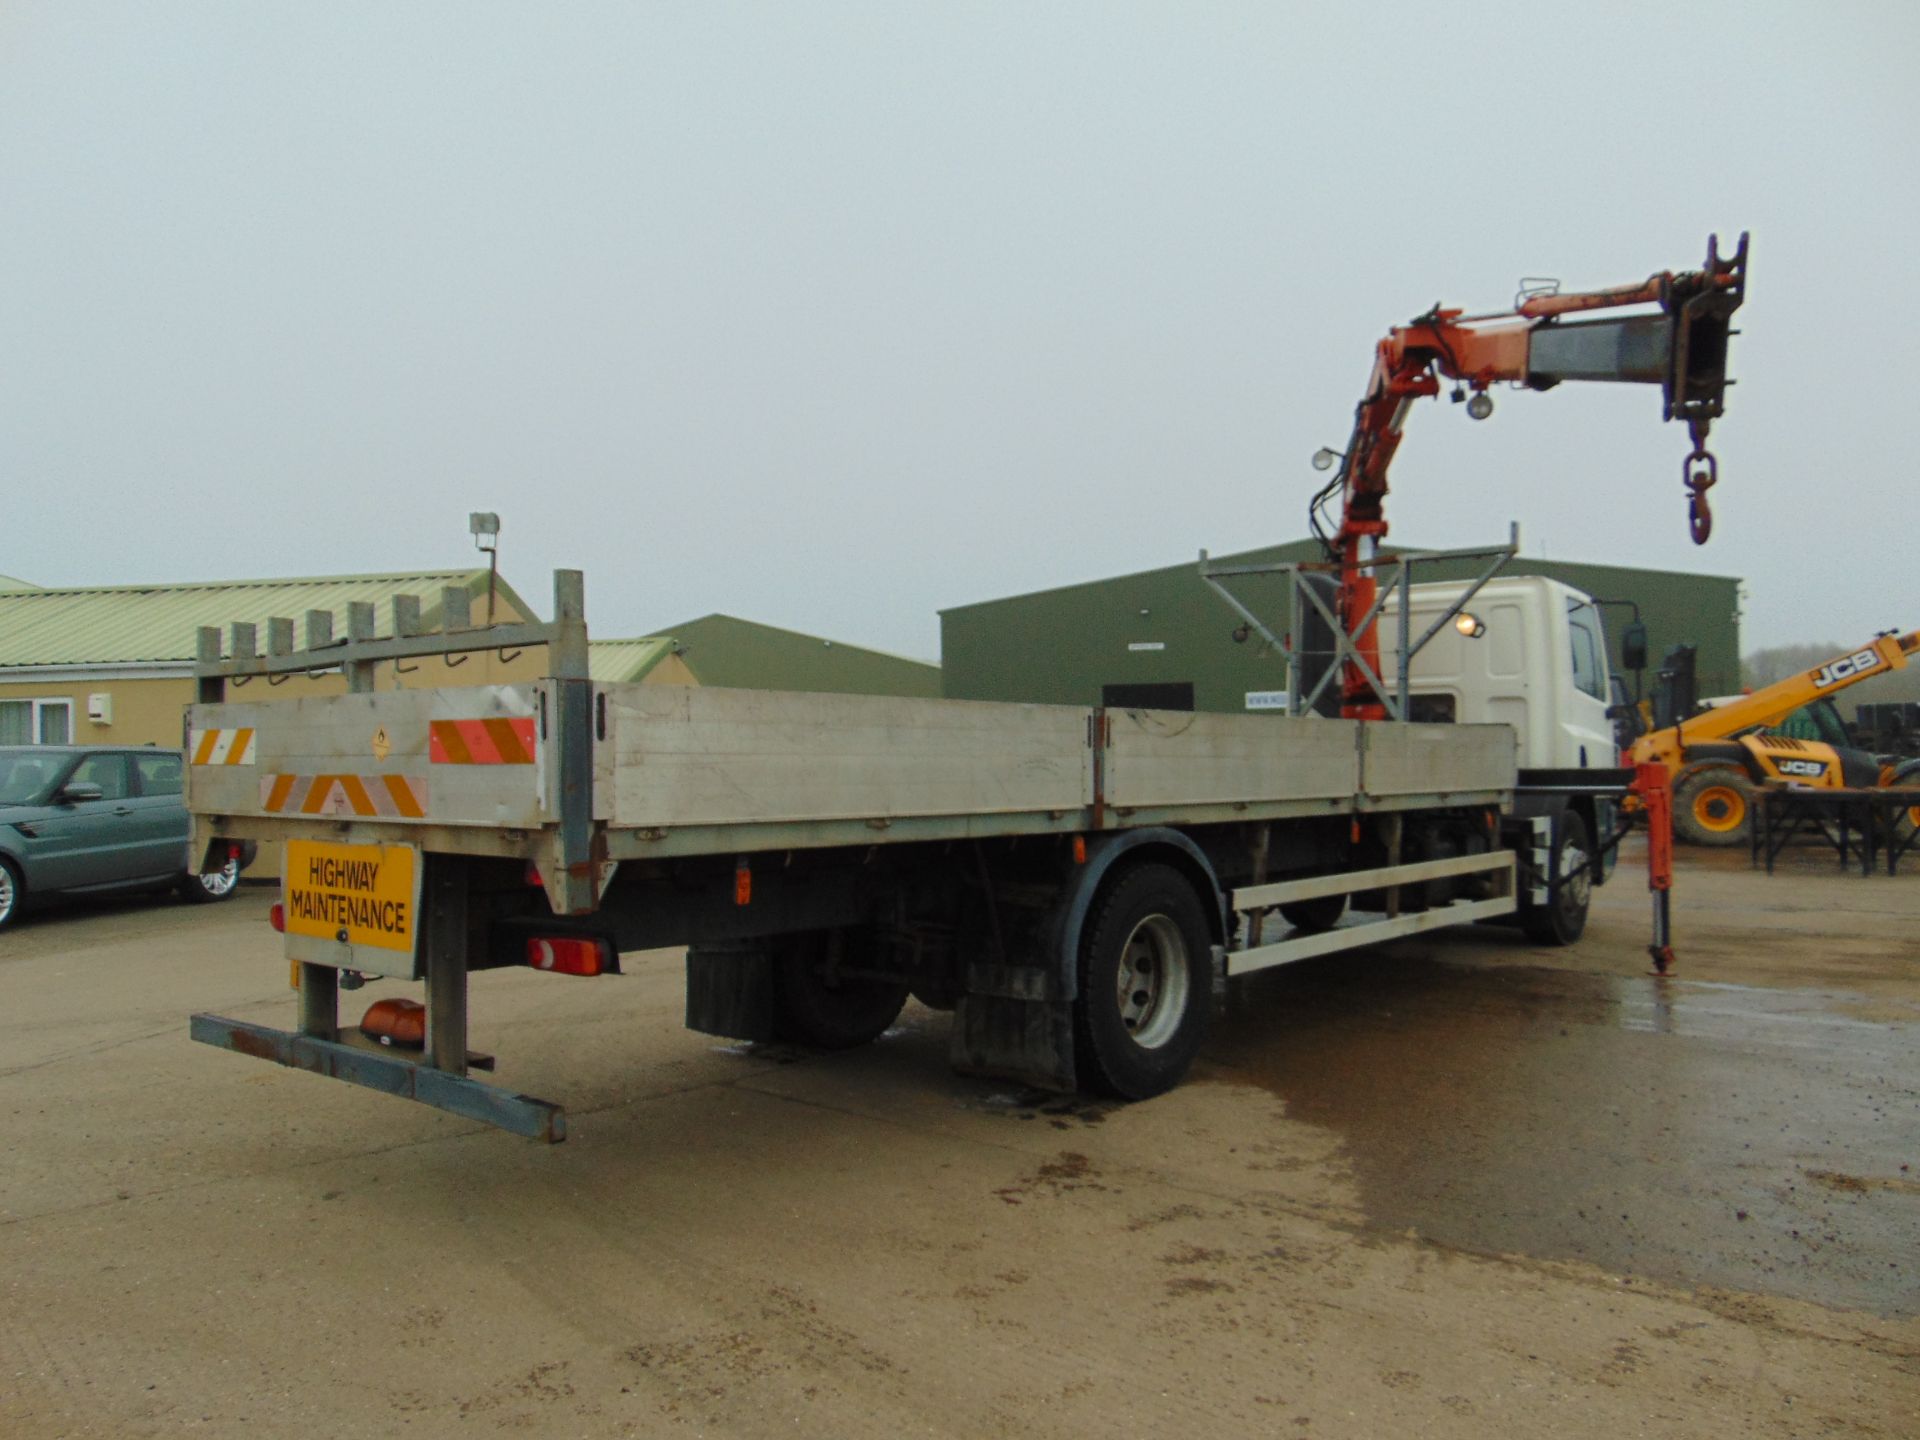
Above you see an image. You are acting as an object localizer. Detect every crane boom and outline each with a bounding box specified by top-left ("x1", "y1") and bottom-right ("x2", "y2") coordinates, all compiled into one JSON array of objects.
[{"x1": 1322, "y1": 234, "x2": 1749, "y2": 720}]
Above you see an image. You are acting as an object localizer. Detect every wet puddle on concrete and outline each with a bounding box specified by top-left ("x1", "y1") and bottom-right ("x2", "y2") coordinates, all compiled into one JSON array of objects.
[{"x1": 1203, "y1": 948, "x2": 1920, "y2": 1316}]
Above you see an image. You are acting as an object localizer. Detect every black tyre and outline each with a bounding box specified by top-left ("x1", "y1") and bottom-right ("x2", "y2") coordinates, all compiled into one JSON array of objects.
[
  {"x1": 771, "y1": 929, "x2": 910, "y2": 1050},
  {"x1": 1523, "y1": 810, "x2": 1591, "y2": 946},
  {"x1": 178, "y1": 852, "x2": 242, "y2": 904},
  {"x1": 1073, "y1": 862, "x2": 1212, "y2": 1100},
  {"x1": 1889, "y1": 761, "x2": 1920, "y2": 846},
  {"x1": 0, "y1": 857, "x2": 22, "y2": 931},
  {"x1": 1673, "y1": 766, "x2": 1755, "y2": 847},
  {"x1": 1278, "y1": 893, "x2": 1348, "y2": 934}
]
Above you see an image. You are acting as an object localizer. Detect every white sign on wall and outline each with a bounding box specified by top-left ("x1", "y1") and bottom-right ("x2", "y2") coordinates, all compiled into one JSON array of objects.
[
  {"x1": 1127, "y1": 641, "x2": 1166, "y2": 652},
  {"x1": 1244, "y1": 690, "x2": 1292, "y2": 711}
]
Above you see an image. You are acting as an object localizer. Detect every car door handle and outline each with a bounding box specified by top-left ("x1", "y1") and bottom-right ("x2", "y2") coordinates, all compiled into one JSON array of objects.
[{"x1": 113, "y1": 806, "x2": 133, "y2": 816}]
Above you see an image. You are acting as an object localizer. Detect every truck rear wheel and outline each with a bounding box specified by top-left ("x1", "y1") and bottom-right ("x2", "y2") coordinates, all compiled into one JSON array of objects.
[
  {"x1": 1074, "y1": 863, "x2": 1212, "y2": 1100},
  {"x1": 1674, "y1": 766, "x2": 1755, "y2": 847},
  {"x1": 771, "y1": 929, "x2": 910, "y2": 1050},
  {"x1": 1522, "y1": 810, "x2": 1591, "y2": 946}
]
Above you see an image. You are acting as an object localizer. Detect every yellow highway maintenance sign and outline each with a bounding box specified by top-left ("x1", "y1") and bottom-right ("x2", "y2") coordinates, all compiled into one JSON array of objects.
[{"x1": 284, "y1": 840, "x2": 419, "y2": 954}]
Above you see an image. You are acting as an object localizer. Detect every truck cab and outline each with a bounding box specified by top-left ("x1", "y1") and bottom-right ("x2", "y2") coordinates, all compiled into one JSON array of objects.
[{"x1": 1381, "y1": 576, "x2": 1617, "y2": 772}]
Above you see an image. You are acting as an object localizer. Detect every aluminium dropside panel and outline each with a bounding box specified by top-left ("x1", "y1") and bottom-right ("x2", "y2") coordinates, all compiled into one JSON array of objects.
[
  {"x1": 1101, "y1": 708, "x2": 1361, "y2": 813},
  {"x1": 186, "y1": 685, "x2": 553, "y2": 847},
  {"x1": 1357, "y1": 720, "x2": 1515, "y2": 805},
  {"x1": 595, "y1": 685, "x2": 1093, "y2": 831}
]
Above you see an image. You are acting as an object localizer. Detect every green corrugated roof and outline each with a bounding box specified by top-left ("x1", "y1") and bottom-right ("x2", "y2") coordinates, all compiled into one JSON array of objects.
[
  {"x1": 587, "y1": 636, "x2": 681, "y2": 684},
  {"x1": 938, "y1": 539, "x2": 1739, "y2": 616},
  {"x1": 650, "y1": 614, "x2": 941, "y2": 697},
  {"x1": 0, "y1": 574, "x2": 39, "y2": 592},
  {"x1": 0, "y1": 569, "x2": 535, "y2": 669}
]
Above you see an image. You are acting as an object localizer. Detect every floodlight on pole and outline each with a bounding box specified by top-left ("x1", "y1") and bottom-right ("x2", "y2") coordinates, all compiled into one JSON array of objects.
[{"x1": 469, "y1": 513, "x2": 502, "y2": 625}]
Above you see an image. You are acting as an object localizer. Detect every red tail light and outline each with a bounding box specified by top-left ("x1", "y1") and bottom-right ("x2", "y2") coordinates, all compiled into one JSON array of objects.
[
  {"x1": 524, "y1": 861, "x2": 543, "y2": 887},
  {"x1": 527, "y1": 937, "x2": 612, "y2": 976},
  {"x1": 268, "y1": 902, "x2": 286, "y2": 933}
]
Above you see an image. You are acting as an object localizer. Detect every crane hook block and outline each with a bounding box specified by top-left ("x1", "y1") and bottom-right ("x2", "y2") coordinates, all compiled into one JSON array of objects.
[{"x1": 1683, "y1": 447, "x2": 1717, "y2": 545}]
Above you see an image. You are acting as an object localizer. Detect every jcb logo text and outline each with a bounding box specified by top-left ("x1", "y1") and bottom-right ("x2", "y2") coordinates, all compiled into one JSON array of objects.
[{"x1": 1811, "y1": 650, "x2": 1881, "y2": 689}]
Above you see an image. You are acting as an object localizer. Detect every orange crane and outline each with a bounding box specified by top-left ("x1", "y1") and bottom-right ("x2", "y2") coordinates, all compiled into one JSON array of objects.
[
  {"x1": 1314, "y1": 233, "x2": 1748, "y2": 721},
  {"x1": 1310, "y1": 235, "x2": 1749, "y2": 973}
]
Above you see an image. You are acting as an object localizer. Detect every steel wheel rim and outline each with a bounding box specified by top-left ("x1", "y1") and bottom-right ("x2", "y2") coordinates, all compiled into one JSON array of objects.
[
  {"x1": 199, "y1": 859, "x2": 239, "y2": 898},
  {"x1": 1560, "y1": 840, "x2": 1591, "y2": 913},
  {"x1": 1115, "y1": 913, "x2": 1190, "y2": 1050},
  {"x1": 1694, "y1": 784, "x2": 1745, "y2": 832},
  {"x1": 0, "y1": 866, "x2": 14, "y2": 921}
]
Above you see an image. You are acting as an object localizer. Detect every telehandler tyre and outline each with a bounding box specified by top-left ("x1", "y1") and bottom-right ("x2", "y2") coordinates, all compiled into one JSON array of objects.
[
  {"x1": 1889, "y1": 760, "x2": 1920, "y2": 847},
  {"x1": 1673, "y1": 766, "x2": 1756, "y2": 847}
]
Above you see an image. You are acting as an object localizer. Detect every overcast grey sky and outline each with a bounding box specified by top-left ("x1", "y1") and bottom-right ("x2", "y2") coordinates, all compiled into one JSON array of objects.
[{"x1": 3, "y1": 3, "x2": 1914, "y2": 660}]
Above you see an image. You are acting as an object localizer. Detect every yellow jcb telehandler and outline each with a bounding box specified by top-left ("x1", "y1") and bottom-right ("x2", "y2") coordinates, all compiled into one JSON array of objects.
[{"x1": 1627, "y1": 630, "x2": 1920, "y2": 845}]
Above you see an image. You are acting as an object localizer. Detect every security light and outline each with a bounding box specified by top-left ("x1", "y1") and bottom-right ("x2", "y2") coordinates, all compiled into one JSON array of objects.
[
  {"x1": 468, "y1": 513, "x2": 502, "y2": 624},
  {"x1": 1455, "y1": 612, "x2": 1487, "y2": 639},
  {"x1": 1311, "y1": 447, "x2": 1341, "y2": 472}
]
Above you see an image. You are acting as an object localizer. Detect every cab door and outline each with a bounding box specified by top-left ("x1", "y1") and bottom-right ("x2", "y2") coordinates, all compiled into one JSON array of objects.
[{"x1": 1561, "y1": 602, "x2": 1616, "y2": 769}]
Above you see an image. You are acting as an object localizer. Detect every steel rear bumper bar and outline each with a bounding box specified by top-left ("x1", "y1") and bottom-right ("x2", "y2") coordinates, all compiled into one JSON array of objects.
[{"x1": 189, "y1": 1013, "x2": 566, "y2": 1143}]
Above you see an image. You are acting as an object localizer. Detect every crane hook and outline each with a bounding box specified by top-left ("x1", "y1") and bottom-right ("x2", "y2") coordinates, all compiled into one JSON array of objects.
[{"x1": 1684, "y1": 447, "x2": 1717, "y2": 544}]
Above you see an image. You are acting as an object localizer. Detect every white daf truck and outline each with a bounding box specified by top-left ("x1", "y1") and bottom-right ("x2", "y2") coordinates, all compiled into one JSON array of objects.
[{"x1": 184, "y1": 566, "x2": 1637, "y2": 1141}]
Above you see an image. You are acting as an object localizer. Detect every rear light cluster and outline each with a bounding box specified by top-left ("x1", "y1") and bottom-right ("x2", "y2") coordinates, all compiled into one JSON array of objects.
[{"x1": 527, "y1": 937, "x2": 613, "y2": 977}]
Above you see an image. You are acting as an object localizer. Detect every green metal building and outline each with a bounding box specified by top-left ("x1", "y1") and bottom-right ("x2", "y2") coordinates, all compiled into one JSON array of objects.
[{"x1": 941, "y1": 540, "x2": 1741, "y2": 712}]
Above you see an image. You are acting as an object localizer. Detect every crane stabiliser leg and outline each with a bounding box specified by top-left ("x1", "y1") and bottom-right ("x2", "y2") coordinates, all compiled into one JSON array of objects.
[{"x1": 1633, "y1": 761, "x2": 1677, "y2": 974}]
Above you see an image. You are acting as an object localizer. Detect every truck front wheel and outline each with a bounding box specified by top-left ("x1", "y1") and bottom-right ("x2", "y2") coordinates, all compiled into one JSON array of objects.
[
  {"x1": 1074, "y1": 863, "x2": 1212, "y2": 1100},
  {"x1": 1278, "y1": 894, "x2": 1347, "y2": 933},
  {"x1": 771, "y1": 929, "x2": 910, "y2": 1050},
  {"x1": 1522, "y1": 810, "x2": 1591, "y2": 947}
]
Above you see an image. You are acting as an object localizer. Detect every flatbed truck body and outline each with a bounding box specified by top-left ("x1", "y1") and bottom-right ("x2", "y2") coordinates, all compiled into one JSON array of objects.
[{"x1": 187, "y1": 572, "x2": 1615, "y2": 1141}]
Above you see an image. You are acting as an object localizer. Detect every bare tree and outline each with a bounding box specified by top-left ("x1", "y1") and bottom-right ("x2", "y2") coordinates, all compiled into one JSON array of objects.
[{"x1": 1742, "y1": 642, "x2": 1843, "y2": 690}]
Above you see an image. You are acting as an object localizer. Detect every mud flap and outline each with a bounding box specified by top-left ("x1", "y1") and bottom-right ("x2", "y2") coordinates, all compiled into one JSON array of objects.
[
  {"x1": 685, "y1": 942, "x2": 776, "y2": 1042},
  {"x1": 950, "y1": 962, "x2": 1077, "y2": 1093}
]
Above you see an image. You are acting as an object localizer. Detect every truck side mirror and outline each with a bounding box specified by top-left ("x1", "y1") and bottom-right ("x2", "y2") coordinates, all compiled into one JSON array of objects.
[
  {"x1": 1605, "y1": 701, "x2": 1644, "y2": 743},
  {"x1": 1621, "y1": 620, "x2": 1648, "y2": 673}
]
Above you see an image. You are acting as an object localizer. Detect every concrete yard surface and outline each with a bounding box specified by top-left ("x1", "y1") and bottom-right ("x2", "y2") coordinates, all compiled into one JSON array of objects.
[{"x1": 2, "y1": 841, "x2": 1916, "y2": 1437}]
